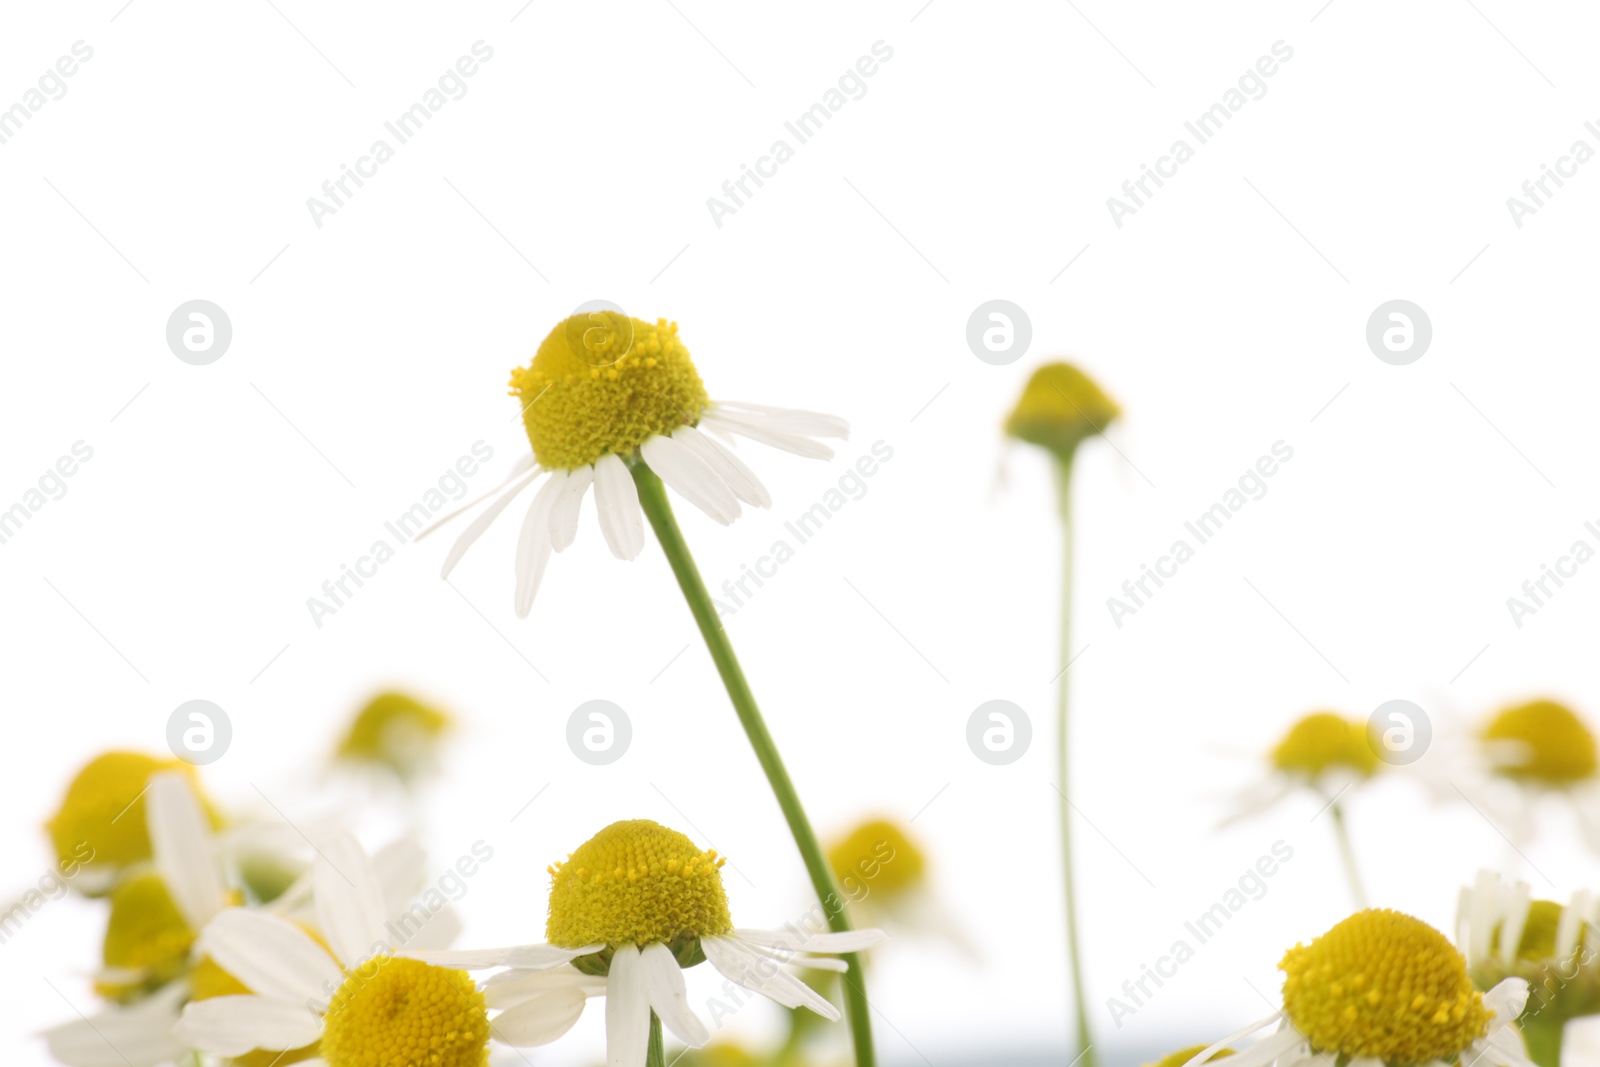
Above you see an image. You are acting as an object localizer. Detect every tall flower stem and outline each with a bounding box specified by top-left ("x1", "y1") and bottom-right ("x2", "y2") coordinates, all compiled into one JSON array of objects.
[
  {"x1": 1328, "y1": 800, "x2": 1368, "y2": 908},
  {"x1": 1054, "y1": 454, "x2": 1096, "y2": 1067},
  {"x1": 633, "y1": 465, "x2": 877, "y2": 1067},
  {"x1": 647, "y1": 1012, "x2": 665, "y2": 1067}
]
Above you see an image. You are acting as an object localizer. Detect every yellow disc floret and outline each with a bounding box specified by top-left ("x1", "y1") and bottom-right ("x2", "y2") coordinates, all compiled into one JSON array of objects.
[
  {"x1": 97, "y1": 872, "x2": 195, "y2": 1002},
  {"x1": 1144, "y1": 1046, "x2": 1233, "y2": 1067},
  {"x1": 510, "y1": 314, "x2": 710, "y2": 470},
  {"x1": 319, "y1": 956, "x2": 489, "y2": 1067},
  {"x1": 828, "y1": 818, "x2": 927, "y2": 898},
  {"x1": 1280, "y1": 909, "x2": 1492, "y2": 1063},
  {"x1": 1271, "y1": 712, "x2": 1380, "y2": 779},
  {"x1": 546, "y1": 819, "x2": 732, "y2": 948},
  {"x1": 335, "y1": 691, "x2": 453, "y2": 779},
  {"x1": 47, "y1": 751, "x2": 208, "y2": 875},
  {"x1": 1483, "y1": 699, "x2": 1598, "y2": 784},
  {"x1": 1004, "y1": 362, "x2": 1120, "y2": 460},
  {"x1": 191, "y1": 955, "x2": 322, "y2": 1067},
  {"x1": 1494, "y1": 899, "x2": 1573, "y2": 964}
]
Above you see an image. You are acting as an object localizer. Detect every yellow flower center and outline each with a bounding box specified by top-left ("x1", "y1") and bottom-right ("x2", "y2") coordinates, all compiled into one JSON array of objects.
[
  {"x1": 828, "y1": 818, "x2": 927, "y2": 898},
  {"x1": 1003, "y1": 362, "x2": 1120, "y2": 459},
  {"x1": 1270, "y1": 712, "x2": 1379, "y2": 778},
  {"x1": 509, "y1": 314, "x2": 710, "y2": 470},
  {"x1": 319, "y1": 956, "x2": 489, "y2": 1067},
  {"x1": 336, "y1": 691, "x2": 452, "y2": 776},
  {"x1": 1144, "y1": 1046, "x2": 1233, "y2": 1067},
  {"x1": 47, "y1": 751, "x2": 208, "y2": 874},
  {"x1": 1280, "y1": 909, "x2": 1491, "y2": 1063},
  {"x1": 1483, "y1": 700, "x2": 1598, "y2": 784},
  {"x1": 191, "y1": 955, "x2": 322, "y2": 1067},
  {"x1": 97, "y1": 873, "x2": 194, "y2": 1002},
  {"x1": 545, "y1": 819, "x2": 732, "y2": 949},
  {"x1": 1493, "y1": 899, "x2": 1571, "y2": 963}
]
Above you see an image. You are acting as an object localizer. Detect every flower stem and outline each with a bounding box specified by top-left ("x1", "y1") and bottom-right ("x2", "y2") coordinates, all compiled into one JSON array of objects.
[
  {"x1": 1328, "y1": 800, "x2": 1368, "y2": 908},
  {"x1": 1521, "y1": 1015, "x2": 1563, "y2": 1067},
  {"x1": 633, "y1": 464, "x2": 877, "y2": 1067},
  {"x1": 647, "y1": 1011, "x2": 665, "y2": 1067},
  {"x1": 1053, "y1": 454, "x2": 1096, "y2": 1067}
]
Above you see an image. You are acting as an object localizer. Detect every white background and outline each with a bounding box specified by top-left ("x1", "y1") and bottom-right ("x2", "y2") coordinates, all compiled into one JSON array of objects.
[{"x1": 4, "y1": 2, "x2": 1600, "y2": 1064}]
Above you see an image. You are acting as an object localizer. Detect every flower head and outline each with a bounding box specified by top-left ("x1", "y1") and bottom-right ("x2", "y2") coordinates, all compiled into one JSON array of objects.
[
  {"x1": 1271, "y1": 712, "x2": 1380, "y2": 780},
  {"x1": 1483, "y1": 699, "x2": 1598, "y2": 785},
  {"x1": 1459, "y1": 870, "x2": 1600, "y2": 1025},
  {"x1": 1004, "y1": 362, "x2": 1119, "y2": 460},
  {"x1": 335, "y1": 690, "x2": 453, "y2": 781},
  {"x1": 828, "y1": 818, "x2": 927, "y2": 901},
  {"x1": 45, "y1": 751, "x2": 211, "y2": 887}
]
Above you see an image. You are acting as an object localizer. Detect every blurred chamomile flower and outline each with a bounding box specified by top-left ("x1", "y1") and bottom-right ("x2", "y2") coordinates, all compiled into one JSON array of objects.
[
  {"x1": 44, "y1": 751, "x2": 217, "y2": 895},
  {"x1": 424, "y1": 312, "x2": 847, "y2": 616},
  {"x1": 1003, "y1": 362, "x2": 1121, "y2": 462},
  {"x1": 825, "y1": 817, "x2": 973, "y2": 958},
  {"x1": 404, "y1": 820, "x2": 886, "y2": 1065},
  {"x1": 1183, "y1": 909, "x2": 1533, "y2": 1067},
  {"x1": 1221, "y1": 712, "x2": 1381, "y2": 825},
  {"x1": 175, "y1": 831, "x2": 489, "y2": 1067},
  {"x1": 333, "y1": 690, "x2": 454, "y2": 784}
]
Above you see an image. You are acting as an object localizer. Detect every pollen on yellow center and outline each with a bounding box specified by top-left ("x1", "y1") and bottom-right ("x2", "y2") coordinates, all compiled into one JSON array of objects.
[
  {"x1": 509, "y1": 313, "x2": 710, "y2": 471},
  {"x1": 191, "y1": 954, "x2": 322, "y2": 1067},
  {"x1": 97, "y1": 873, "x2": 195, "y2": 1002},
  {"x1": 545, "y1": 819, "x2": 732, "y2": 948},
  {"x1": 1483, "y1": 699, "x2": 1598, "y2": 784},
  {"x1": 318, "y1": 956, "x2": 489, "y2": 1067},
  {"x1": 46, "y1": 751, "x2": 210, "y2": 875},
  {"x1": 1270, "y1": 712, "x2": 1380, "y2": 778},
  {"x1": 828, "y1": 818, "x2": 927, "y2": 898},
  {"x1": 1280, "y1": 909, "x2": 1492, "y2": 1063},
  {"x1": 1003, "y1": 362, "x2": 1120, "y2": 460}
]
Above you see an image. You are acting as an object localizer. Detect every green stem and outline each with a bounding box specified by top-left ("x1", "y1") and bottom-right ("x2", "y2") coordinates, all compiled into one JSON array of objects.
[
  {"x1": 1329, "y1": 801, "x2": 1368, "y2": 909},
  {"x1": 633, "y1": 465, "x2": 876, "y2": 1067},
  {"x1": 1521, "y1": 1014, "x2": 1563, "y2": 1067},
  {"x1": 1054, "y1": 455, "x2": 1096, "y2": 1067},
  {"x1": 647, "y1": 1010, "x2": 665, "y2": 1067}
]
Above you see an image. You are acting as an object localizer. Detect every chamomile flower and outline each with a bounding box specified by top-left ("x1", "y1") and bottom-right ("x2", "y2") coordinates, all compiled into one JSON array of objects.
[
  {"x1": 404, "y1": 820, "x2": 887, "y2": 1064},
  {"x1": 1457, "y1": 870, "x2": 1600, "y2": 1026},
  {"x1": 333, "y1": 690, "x2": 454, "y2": 783},
  {"x1": 1004, "y1": 361, "x2": 1121, "y2": 461},
  {"x1": 428, "y1": 312, "x2": 847, "y2": 616},
  {"x1": 175, "y1": 831, "x2": 490, "y2": 1067},
  {"x1": 1222, "y1": 712, "x2": 1380, "y2": 825},
  {"x1": 44, "y1": 751, "x2": 215, "y2": 895},
  {"x1": 1473, "y1": 699, "x2": 1600, "y2": 853},
  {"x1": 1184, "y1": 909, "x2": 1534, "y2": 1067},
  {"x1": 826, "y1": 817, "x2": 973, "y2": 958}
]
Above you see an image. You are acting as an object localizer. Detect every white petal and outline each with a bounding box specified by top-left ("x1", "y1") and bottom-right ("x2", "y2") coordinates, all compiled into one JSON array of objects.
[
  {"x1": 1485, "y1": 977, "x2": 1530, "y2": 1022},
  {"x1": 605, "y1": 945, "x2": 651, "y2": 1067},
  {"x1": 701, "y1": 936, "x2": 838, "y2": 1019},
  {"x1": 491, "y1": 989, "x2": 591, "y2": 1047},
  {"x1": 42, "y1": 996, "x2": 184, "y2": 1067},
  {"x1": 640, "y1": 942, "x2": 710, "y2": 1047},
  {"x1": 1559, "y1": 889, "x2": 1591, "y2": 961},
  {"x1": 1182, "y1": 1022, "x2": 1299, "y2": 1067},
  {"x1": 400, "y1": 942, "x2": 602, "y2": 971},
  {"x1": 197, "y1": 908, "x2": 341, "y2": 1004},
  {"x1": 1498, "y1": 882, "x2": 1532, "y2": 970},
  {"x1": 416, "y1": 455, "x2": 538, "y2": 541},
  {"x1": 147, "y1": 771, "x2": 223, "y2": 931},
  {"x1": 713, "y1": 402, "x2": 850, "y2": 439},
  {"x1": 515, "y1": 472, "x2": 566, "y2": 618},
  {"x1": 175, "y1": 995, "x2": 324, "y2": 1057},
  {"x1": 549, "y1": 464, "x2": 594, "y2": 552},
  {"x1": 1468, "y1": 869, "x2": 1501, "y2": 966},
  {"x1": 370, "y1": 836, "x2": 429, "y2": 919},
  {"x1": 734, "y1": 926, "x2": 888, "y2": 954},
  {"x1": 314, "y1": 832, "x2": 389, "y2": 969},
  {"x1": 700, "y1": 411, "x2": 834, "y2": 460},
  {"x1": 674, "y1": 426, "x2": 769, "y2": 508},
  {"x1": 485, "y1": 967, "x2": 606, "y2": 1008},
  {"x1": 593, "y1": 453, "x2": 645, "y2": 560},
  {"x1": 440, "y1": 471, "x2": 541, "y2": 577},
  {"x1": 640, "y1": 434, "x2": 739, "y2": 524}
]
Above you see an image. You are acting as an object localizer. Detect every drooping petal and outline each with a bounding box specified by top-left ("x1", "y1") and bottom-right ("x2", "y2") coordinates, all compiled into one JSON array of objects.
[
  {"x1": 593, "y1": 453, "x2": 645, "y2": 560},
  {"x1": 701, "y1": 936, "x2": 838, "y2": 1019},
  {"x1": 548, "y1": 464, "x2": 595, "y2": 552},
  {"x1": 673, "y1": 426, "x2": 769, "y2": 508},
  {"x1": 41, "y1": 987, "x2": 186, "y2": 1067},
  {"x1": 416, "y1": 455, "x2": 538, "y2": 541},
  {"x1": 147, "y1": 771, "x2": 224, "y2": 931},
  {"x1": 699, "y1": 411, "x2": 834, "y2": 460},
  {"x1": 485, "y1": 966, "x2": 606, "y2": 1009},
  {"x1": 197, "y1": 909, "x2": 342, "y2": 1004},
  {"x1": 174, "y1": 995, "x2": 324, "y2": 1058},
  {"x1": 491, "y1": 987, "x2": 591, "y2": 1047},
  {"x1": 639, "y1": 942, "x2": 710, "y2": 1047},
  {"x1": 733, "y1": 926, "x2": 889, "y2": 954},
  {"x1": 314, "y1": 832, "x2": 389, "y2": 969},
  {"x1": 440, "y1": 470, "x2": 541, "y2": 577},
  {"x1": 399, "y1": 942, "x2": 602, "y2": 971},
  {"x1": 640, "y1": 434, "x2": 739, "y2": 524},
  {"x1": 515, "y1": 471, "x2": 567, "y2": 617},
  {"x1": 605, "y1": 944, "x2": 652, "y2": 1067},
  {"x1": 713, "y1": 402, "x2": 850, "y2": 439},
  {"x1": 1178, "y1": 1019, "x2": 1299, "y2": 1067}
]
